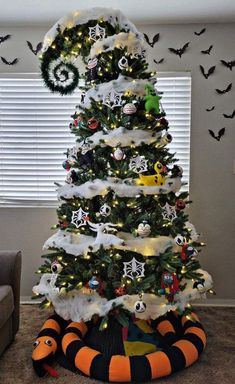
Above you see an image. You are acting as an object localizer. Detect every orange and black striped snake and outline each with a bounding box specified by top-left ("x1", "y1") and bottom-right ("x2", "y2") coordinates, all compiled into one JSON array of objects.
[{"x1": 32, "y1": 311, "x2": 206, "y2": 381}]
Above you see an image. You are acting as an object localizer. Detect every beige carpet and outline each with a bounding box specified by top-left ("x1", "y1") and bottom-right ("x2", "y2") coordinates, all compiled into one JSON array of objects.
[{"x1": 0, "y1": 305, "x2": 235, "y2": 384}]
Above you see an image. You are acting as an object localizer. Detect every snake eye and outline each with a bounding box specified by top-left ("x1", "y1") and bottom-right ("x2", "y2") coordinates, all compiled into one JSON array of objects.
[
  {"x1": 45, "y1": 339, "x2": 53, "y2": 346},
  {"x1": 33, "y1": 340, "x2": 40, "y2": 348}
]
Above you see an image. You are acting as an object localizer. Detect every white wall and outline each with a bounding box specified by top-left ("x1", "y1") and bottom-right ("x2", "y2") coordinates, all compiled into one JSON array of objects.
[{"x1": 0, "y1": 23, "x2": 234, "y2": 301}]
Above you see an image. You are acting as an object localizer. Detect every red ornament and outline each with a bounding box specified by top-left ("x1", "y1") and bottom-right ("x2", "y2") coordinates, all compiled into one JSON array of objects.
[
  {"x1": 181, "y1": 244, "x2": 188, "y2": 261},
  {"x1": 88, "y1": 118, "x2": 99, "y2": 130},
  {"x1": 115, "y1": 287, "x2": 126, "y2": 296},
  {"x1": 176, "y1": 199, "x2": 186, "y2": 210}
]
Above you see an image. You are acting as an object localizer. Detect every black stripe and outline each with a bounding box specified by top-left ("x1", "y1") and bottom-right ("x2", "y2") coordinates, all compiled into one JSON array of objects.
[
  {"x1": 90, "y1": 353, "x2": 110, "y2": 381},
  {"x1": 164, "y1": 346, "x2": 186, "y2": 372},
  {"x1": 66, "y1": 339, "x2": 85, "y2": 364},
  {"x1": 50, "y1": 313, "x2": 69, "y2": 329},
  {"x1": 183, "y1": 320, "x2": 204, "y2": 332},
  {"x1": 64, "y1": 327, "x2": 82, "y2": 339},
  {"x1": 163, "y1": 332, "x2": 179, "y2": 345},
  {"x1": 130, "y1": 356, "x2": 152, "y2": 382},
  {"x1": 38, "y1": 328, "x2": 59, "y2": 341},
  {"x1": 182, "y1": 333, "x2": 204, "y2": 354}
]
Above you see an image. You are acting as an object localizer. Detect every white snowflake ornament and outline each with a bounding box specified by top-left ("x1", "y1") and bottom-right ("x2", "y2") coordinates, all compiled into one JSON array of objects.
[
  {"x1": 123, "y1": 257, "x2": 145, "y2": 280},
  {"x1": 162, "y1": 203, "x2": 177, "y2": 222},
  {"x1": 129, "y1": 155, "x2": 148, "y2": 173},
  {"x1": 80, "y1": 140, "x2": 92, "y2": 155},
  {"x1": 103, "y1": 89, "x2": 123, "y2": 109},
  {"x1": 89, "y1": 24, "x2": 106, "y2": 41},
  {"x1": 68, "y1": 146, "x2": 77, "y2": 160},
  {"x1": 71, "y1": 208, "x2": 89, "y2": 228}
]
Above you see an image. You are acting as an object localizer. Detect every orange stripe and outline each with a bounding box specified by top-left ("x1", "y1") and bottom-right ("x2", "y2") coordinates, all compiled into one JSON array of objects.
[
  {"x1": 67, "y1": 321, "x2": 88, "y2": 337},
  {"x1": 109, "y1": 356, "x2": 131, "y2": 382},
  {"x1": 146, "y1": 351, "x2": 172, "y2": 378},
  {"x1": 62, "y1": 332, "x2": 79, "y2": 354},
  {"x1": 41, "y1": 319, "x2": 61, "y2": 333},
  {"x1": 74, "y1": 346, "x2": 100, "y2": 376},
  {"x1": 157, "y1": 320, "x2": 175, "y2": 336},
  {"x1": 185, "y1": 326, "x2": 206, "y2": 347},
  {"x1": 173, "y1": 339, "x2": 198, "y2": 367}
]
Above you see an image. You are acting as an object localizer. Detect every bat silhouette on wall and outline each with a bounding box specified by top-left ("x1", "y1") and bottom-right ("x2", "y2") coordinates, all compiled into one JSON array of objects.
[
  {"x1": 1, "y1": 56, "x2": 18, "y2": 65},
  {"x1": 154, "y1": 58, "x2": 164, "y2": 64},
  {"x1": 168, "y1": 42, "x2": 190, "y2": 58},
  {"x1": 200, "y1": 65, "x2": 216, "y2": 79},
  {"x1": 201, "y1": 45, "x2": 213, "y2": 55},
  {"x1": 206, "y1": 106, "x2": 215, "y2": 112},
  {"x1": 208, "y1": 128, "x2": 225, "y2": 141},
  {"x1": 26, "y1": 41, "x2": 42, "y2": 55},
  {"x1": 0, "y1": 34, "x2": 11, "y2": 44},
  {"x1": 194, "y1": 28, "x2": 206, "y2": 36},
  {"x1": 143, "y1": 33, "x2": 160, "y2": 47},
  {"x1": 215, "y1": 83, "x2": 232, "y2": 94},
  {"x1": 223, "y1": 110, "x2": 235, "y2": 119},
  {"x1": 220, "y1": 59, "x2": 235, "y2": 71}
]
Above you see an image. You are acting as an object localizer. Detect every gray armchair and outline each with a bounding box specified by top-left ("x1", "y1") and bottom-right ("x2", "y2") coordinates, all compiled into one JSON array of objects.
[{"x1": 0, "y1": 251, "x2": 22, "y2": 356}]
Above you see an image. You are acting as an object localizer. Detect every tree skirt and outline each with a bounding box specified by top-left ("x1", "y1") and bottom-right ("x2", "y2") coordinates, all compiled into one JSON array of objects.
[{"x1": 32, "y1": 311, "x2": 206, "y2": 382}]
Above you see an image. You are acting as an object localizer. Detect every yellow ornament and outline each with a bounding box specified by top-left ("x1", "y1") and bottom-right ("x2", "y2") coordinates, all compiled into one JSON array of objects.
[{"x1": 139, "y1": 161, "x2": 167, "y2": 186}]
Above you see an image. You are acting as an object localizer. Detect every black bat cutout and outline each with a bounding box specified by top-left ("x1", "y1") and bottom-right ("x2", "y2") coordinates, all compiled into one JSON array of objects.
[
  {"x1": 215, "y1": 83, "x2": 232, "y2": 94},
  {"x1": 194, "y1": 28, "x2": 206, "y2": 36},
  {"x1": 0, "y1": 34, "x2": 11, "y2": 44},
  {"x1": 206, "y1": 106, "x2": 215, "y2": 112},
  {"x1": 26, "y1": 41, "x2": 42, "y2": 55},
  {"x1": 223, "y1": 110, "x2": 235, "y2": 119},
  {"x1": 154, "y1": 58, "x2": 164, "y2": 64},
  {"x1": 168, "y1": 42, "x2": 190, "y2": 58},
  {"x1": 208, "y1": 128, "x2": 225, "y2": 141},
  {"x1": 1, "y1": 56, "x2": 18, "y2": 65},
  {"x1": 200, "y1": 65, "x2": 216, "y2": 79},
  {"x1": 201, "y1": 45, "x2": 213, "y2": 55},
  {"x1": 220, "y1": 59, "x2": 235, "y2": 71},
  {"x1": 143, "y1": 33, "x2": 160, "y2": 48}
]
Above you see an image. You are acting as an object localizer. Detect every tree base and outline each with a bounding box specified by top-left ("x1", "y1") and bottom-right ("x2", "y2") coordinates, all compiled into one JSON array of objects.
[{"x1": 57, "y1": 310, "x2": 206, "y2": 382}]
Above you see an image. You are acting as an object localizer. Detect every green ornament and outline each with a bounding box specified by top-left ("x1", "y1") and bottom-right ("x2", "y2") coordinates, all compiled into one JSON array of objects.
[{"x1": 144, "y1": 84, "x2": 161, "y2": 114}]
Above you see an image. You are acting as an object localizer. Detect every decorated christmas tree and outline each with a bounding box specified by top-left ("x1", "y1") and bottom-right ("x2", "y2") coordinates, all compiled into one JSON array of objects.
[{"x1": 32, "y1": 8, "x2": 213, "y2": 381}]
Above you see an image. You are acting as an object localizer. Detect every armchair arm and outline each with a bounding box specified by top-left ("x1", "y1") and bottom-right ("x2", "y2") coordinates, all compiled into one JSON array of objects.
[{"x1": 0, "y1": 251, "x2": 22, "y2": 334}]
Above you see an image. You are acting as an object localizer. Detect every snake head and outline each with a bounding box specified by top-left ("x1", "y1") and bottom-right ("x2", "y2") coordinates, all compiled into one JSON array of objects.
[{"x1": 32, "y1": 336, "x2": 57, "y2": 377}]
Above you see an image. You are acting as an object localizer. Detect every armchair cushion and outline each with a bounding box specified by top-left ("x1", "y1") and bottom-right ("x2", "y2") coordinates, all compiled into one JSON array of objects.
[{"x1": 0, "y1": 285, "x2": 14, "y2": 329}]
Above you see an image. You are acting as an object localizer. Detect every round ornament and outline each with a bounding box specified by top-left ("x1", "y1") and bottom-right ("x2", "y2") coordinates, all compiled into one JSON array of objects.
[
  {"x1": 118, "y1": 56, "x2": 128, "y2": 70},
  {"x1": 87, "y1": 57, "x2": 98, "y2": 69},
  {"x1": 161, "y1": 133, "x2": 172, "y2": 145},
  {"x1": 62, "y1": 160, "x2": 72, "y2": 171},
  {"x1": 134, "y1": 300, "x2": 146, "y2": 313},
  {"x1": 137, "y1": 221, "x2": 151, "y2": 237},
  {"x1": 123, "y1": 103, "x2": 137, "y2": 115},
  {"x1": 51, "y1": 261, "x2": 63, "y2": 274},
  {"x1": 174, "y1": 234, "x2": 186, "y2": 246},
  {"x1": 99, "y1": 203, "x2": 111, "y2": 217},
  {"x1": 111, "y1": 148, "x2": 126, "y2": 161},
  {"x1": 88, "y1": 276, "x2": 100, "y2": 290},
  {"x1": 88, "y1": 117, "x2": 99, "y2": 130},
  {"x1": 176, "y1": 199, "x2": 186, "y2": 210}
]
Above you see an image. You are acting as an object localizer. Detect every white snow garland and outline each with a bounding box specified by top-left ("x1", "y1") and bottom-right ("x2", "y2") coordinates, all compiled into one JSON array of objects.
[
  {"x1": 76, "y1": 127, "x2": 161, "y2": 150},
  {"x1": 43, "y1": 230, "x2": 178, "y2": 257},
  {"x1": 57, "y1": 177, "x2": 182, "y2": 200},
  {"x1": 90, "y1": 32, "x2": 144, "y2": 58},
  {"x1": 33, "y1": 269, "x2": 213, "y2": 322},
  {"x1": 42, "y1": 7, "x2": 142, "y2": 53},
  {"x1": 82, "y1": 75, "x2": 155, "y2": 108}
]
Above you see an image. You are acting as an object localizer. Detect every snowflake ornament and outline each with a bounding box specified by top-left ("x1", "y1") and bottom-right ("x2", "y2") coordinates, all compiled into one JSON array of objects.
[
  {"x1": 129, "y1": 155, "x2": 148, "y2": 173},
  {"x1": 162, "y1": 203, "x2": 177, "y2": 222},
  {"x1": 89, "y1": 24, "x2": 106, "y2": 41},
  {"x1": 103, "y1": 89, "x2": 123, "y2": 109},
  {"x1": 68, "y1": 146, "x2": 77, "y2": 160},
  {"x1": 71, "y1": 208, "x2": 89, "y2": 228},
  {"x1": 123, "y1": 257, "x2": 145, "y2": 280},
  {"x1": 80, "y1": 140, "x2": 92, "y2": 155}
]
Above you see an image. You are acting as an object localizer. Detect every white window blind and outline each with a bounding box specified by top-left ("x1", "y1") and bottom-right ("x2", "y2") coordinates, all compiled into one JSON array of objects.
[{"x1": 0, "y1": 73, "x2": 191, "y2": 207}]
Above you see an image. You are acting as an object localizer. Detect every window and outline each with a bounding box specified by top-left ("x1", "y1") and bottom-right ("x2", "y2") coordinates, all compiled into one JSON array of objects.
[{"x1": 0, "y1": 73, "x2": 191, "y2": 207}]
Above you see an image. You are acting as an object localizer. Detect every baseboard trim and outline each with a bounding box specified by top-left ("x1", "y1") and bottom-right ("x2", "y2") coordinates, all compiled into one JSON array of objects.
[{"x1": 20, "y1": 296, "x2": 235, "y2": 307}]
